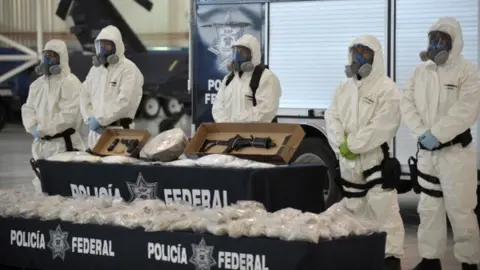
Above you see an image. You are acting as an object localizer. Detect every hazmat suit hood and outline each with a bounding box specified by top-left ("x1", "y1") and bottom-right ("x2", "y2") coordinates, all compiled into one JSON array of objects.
[
  {"x1": 348, "y1": 35, "x2": 384, "y2": 81},
  {"x1": 95, "y1": 25, "x2": 125, "y2": 63},
  {"x1": 43, "y1": 39, "x2": 70, "y2": 77},
  {"x1": 427, "y1": 17, "x2": 464, "y2": 64},
  {"x1": 233, "y1": 34, "x2": 261, "y2": 67}
]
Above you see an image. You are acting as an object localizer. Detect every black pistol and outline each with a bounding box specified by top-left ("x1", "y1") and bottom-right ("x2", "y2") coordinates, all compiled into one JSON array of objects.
[{"x1": 126, "y1": 139, "x2": 139, "y2": 153}]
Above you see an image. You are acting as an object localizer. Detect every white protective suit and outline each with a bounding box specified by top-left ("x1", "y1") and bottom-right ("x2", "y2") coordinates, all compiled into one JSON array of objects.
[
  {"x1": 325, "y1": 35, "x2": 405, "y2": 258},
  {"x1": 212, "y1": 34, "x2": 281, "y2": 123},
  {"x1": 400, "y1": 17, "x2": 480, "y2": 264},
  {"x1": 21, "y1": 39, "x2": 86, "y2": 160},
  {"x1": 80, "y1": 25, "x2": 143, "y2": 149}
]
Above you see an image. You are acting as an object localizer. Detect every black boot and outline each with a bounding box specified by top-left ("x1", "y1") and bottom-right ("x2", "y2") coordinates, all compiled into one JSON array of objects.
[
  {"x1": 411, "y1": 258, "x2": 441, "y2": 270},
  {"x1": 462, "y1": 263, "x2": 478, "y2": 270},
  {"x1": 384, "y1": 256, "x2": 401, "y2": 270}
]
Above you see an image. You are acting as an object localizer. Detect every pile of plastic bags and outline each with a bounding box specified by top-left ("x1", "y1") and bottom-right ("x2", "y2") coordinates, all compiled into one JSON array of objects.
[
  {"x1": 47, "y1": 152, "x2": 277, "y2": 168},
  {"x1": 0, "y1": 189, "x2": 380, "y2": 244},
  {"x1": 182, "y1": 154, "x2": 276, "y2": 168},
  {"x1": 47, "y1": 151, "x2": 103, "y2": 163}
]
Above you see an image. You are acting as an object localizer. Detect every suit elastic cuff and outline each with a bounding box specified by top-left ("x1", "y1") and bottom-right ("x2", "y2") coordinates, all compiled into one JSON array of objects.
[
  {"x1": 36, "y1": 125, "x2": 45, "y2": 137},
  {"x1": 27, "y1": 125, "x2": 37, "y2": 135},
  {"x1": 430, "y1": 126, "x2": 448, "y2": 144},
  {"x1": 96, "y1": 117, "x2": 109, "y2": 127},
  {"x1": 346, "y1": 136, "x2": 359, "y2": 154},
  {"x1": 415, "y1": 128, "x2": 429, "y2": 140}
]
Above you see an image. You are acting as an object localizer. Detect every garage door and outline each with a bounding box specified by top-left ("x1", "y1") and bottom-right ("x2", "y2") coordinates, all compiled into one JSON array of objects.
[
  {"x1": 268, "y1": 0, "x2": 388, "y2": 110},
  {"x1": 394, "y1": 0, "x2": 479, "y2": 165}
]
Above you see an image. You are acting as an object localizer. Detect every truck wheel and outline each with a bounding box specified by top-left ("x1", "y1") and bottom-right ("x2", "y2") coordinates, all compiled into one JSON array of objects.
[
  {"x1": 0, "y1": 102, "x2": 6, "y2": 132},
  {"x1": 140, "y1": 96, "x2": 160, "y2": 119},
  {"x1": 162, "y1": 98, "x2": 183, "y2": 117},
  {"x1": 292, "y1": 137, "x2": 342, "y2": 208}
]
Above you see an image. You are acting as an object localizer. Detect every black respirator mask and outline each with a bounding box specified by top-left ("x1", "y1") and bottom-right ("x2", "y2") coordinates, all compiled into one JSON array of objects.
[
  {"x1": 419, "y1": 30, "x2": 452, "y2": 65},
  {"x1": 92, "y1": 39, "x2": 119, "y2": 67},
  {"x1": 229, "y1": 46, "x2": 254, "y2": 72},
  {"x1": 35, "y1": 50, "x2": 61, "y2": 76},
  {"x1": 345, "y1": 44, "x2": 374, "y2": 79}
]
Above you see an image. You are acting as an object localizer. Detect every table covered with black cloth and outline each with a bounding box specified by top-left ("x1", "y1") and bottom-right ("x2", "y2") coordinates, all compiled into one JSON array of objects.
[
  {"x1": 36, "y1": 160, "x2": 326, "y2": 213},
  {"x1": 0, "y1": 217, "x2": 386, "y2": 270}
]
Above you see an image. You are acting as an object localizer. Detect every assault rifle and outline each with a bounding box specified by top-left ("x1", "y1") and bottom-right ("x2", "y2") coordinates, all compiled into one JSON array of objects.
[{"x1": 200, "y1": 134, "x2": 276, "y2": 154}]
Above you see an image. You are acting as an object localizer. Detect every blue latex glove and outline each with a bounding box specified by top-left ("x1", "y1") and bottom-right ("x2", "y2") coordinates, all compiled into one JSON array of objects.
[
  {"x1": 88, "y1": 117, "x2": 102, "y2": 132},
  {"x1": 32, "y1": 125, "x2": 40, "y2": 139},
  {"x1": 419, "y1": 130, "x2": 440, "y2": 150}
]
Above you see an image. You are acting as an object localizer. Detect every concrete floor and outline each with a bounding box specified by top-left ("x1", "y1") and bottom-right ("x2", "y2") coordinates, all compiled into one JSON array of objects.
[{"x1": 0, "y1": 120, "x2": 469, "y2": 270}]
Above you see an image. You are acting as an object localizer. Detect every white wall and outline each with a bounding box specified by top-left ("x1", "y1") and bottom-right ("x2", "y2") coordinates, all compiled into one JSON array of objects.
[
  {"x1": 111, "y1": 0, "x2": 189, "y2": 34},
  {"x1": 166, "y1": 0, "x2": 190, "y2": 34},
  {"x1": 0, "y1": 0, "x2": 66, "y2": 32},
  {"x1": 111, "y1": 0, "x2": 189, "y2": 47},
  {"x1": 112, "y1": 0, "x2": 168, "y2": 34},
  {"x1": 0, "y1": 0, "x2": 189, "y2": 48}
]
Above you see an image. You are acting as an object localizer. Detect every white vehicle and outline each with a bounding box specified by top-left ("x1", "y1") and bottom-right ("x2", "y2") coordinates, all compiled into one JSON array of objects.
[{"x1": 188, "y1": 0, "x2": 480, "y2": 207}]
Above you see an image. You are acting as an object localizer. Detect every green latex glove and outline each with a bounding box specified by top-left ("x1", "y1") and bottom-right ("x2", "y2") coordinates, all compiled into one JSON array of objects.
[
  {"x1": 343, "y1": 152, "x2": 358, "y2": 160},
  {"x1": 339, "y1": 139, "x2": 358, "y2": 160}
]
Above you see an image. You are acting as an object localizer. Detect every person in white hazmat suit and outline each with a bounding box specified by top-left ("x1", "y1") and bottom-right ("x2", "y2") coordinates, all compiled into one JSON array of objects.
[
  {"x1": 81, "y1": 25, "x2": 143, "y2": 149},
  {"x1": 325, "y1": 35, "x2": 404, "y2": 270},
  {"x1": 22, "y1": 39, "x2": 86, "y2": 159},
  {"x1": 21, "y1": 39, "x2": 86, "y2": 192},
  {"x1": 212, "y1": 34, "x2": 281, "y2": 123},
  {"x1": 400, "y1": 17, "x2": 480, "y2": 270}
]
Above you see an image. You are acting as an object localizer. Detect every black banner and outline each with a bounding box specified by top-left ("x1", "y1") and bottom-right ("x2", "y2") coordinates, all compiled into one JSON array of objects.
[
  {"x1": 37, "y1": 161, "x2": 326, "y2": 213},
  {"x1": 0, "y1": 217, "x2": 386, "y2": 270},
  {"x1": 192, "y1": 3, "x2": 265, "y2": 125}
]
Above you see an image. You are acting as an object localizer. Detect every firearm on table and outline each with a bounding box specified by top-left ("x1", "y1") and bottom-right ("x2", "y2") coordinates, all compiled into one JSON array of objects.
[
  {"x1": 107, "y1": 139, "x2": 140, "y2": 153},
  {"x1": 200, "y1": 134, "x2": 276, "y2": 154}
]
